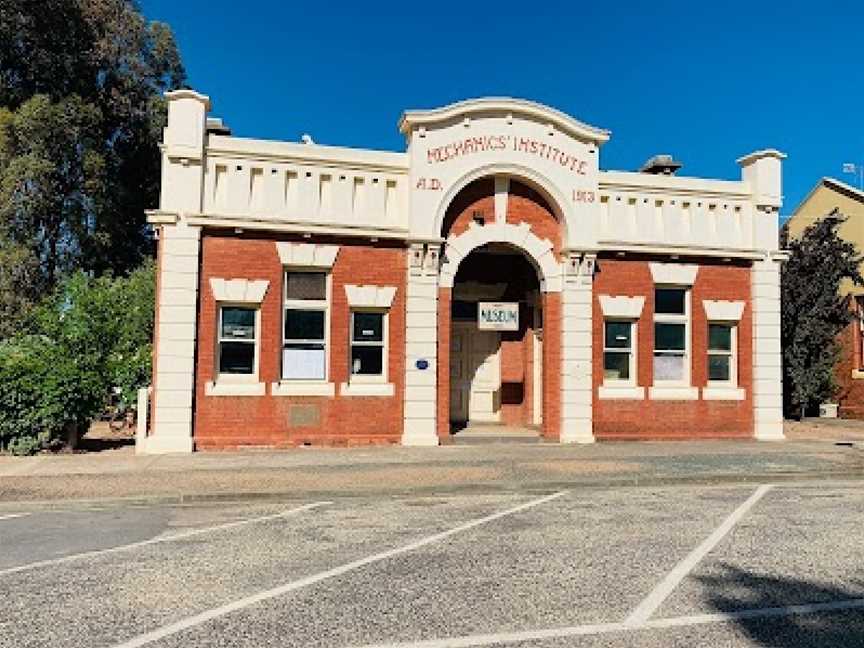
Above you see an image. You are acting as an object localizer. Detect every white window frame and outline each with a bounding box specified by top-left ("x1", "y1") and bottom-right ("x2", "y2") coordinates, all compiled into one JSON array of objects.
[
  {"x1": 348, "y1": 308, "x2": 389, "y2": 385},
  {"x1": 652, "y1": 286, "x2": 691, "y2": 388},
  {"x1": 707, "y1": 321, "x2": 738, "y2": 388},
  {"x1": 280, "y1": 269, "x2": 332, "y2": 384},
  {"x1": 602, "y1": 319, "x2": 636, "y2": 388},
  {"x1": 215, "y1": 304, "x2": 260, "y2": 382}
]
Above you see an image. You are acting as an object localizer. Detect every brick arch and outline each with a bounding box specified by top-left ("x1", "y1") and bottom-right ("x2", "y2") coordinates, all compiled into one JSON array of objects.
[
  {"x1": 434, "y1": 164, "x2": 572, "y2": 243},
  {"x1": 439, "y1": 221, "x2": 561, "y2": 293}
]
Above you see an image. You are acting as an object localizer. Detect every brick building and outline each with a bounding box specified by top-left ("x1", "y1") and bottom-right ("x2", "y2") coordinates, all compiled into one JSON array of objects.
[{"x1": 141, "y1": 91, "x2": 786, "y2": 453}]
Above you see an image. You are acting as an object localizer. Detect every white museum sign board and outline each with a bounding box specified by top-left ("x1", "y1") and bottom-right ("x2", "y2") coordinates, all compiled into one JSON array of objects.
[{"x1": 478, "y1": 302, "x2": 519, "y2": 331}]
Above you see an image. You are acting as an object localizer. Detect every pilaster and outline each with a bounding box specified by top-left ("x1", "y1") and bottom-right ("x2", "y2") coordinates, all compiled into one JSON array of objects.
[
  {"x1": 560, "y1": 252, "x2": 596, "y2": 443},
  {"x1": 752, "y1": 253, "x2": 784, "y2": 440},
  {"x1": 402, "y1": 243, "x2": 441, "y2": 446}
]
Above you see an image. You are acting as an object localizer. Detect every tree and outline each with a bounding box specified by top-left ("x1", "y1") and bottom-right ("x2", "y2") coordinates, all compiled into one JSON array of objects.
[
  {"x1": 781, "y1": 212, "x2": 864, "y2": 418},
  {"x1": 0, "y1": 261, "x2": 155, "y2": 454},
  {"x1": 0, "y1": 0, "x2": 184, "y2": 336}
]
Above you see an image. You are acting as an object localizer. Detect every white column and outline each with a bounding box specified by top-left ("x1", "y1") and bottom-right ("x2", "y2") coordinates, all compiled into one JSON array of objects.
[
  {"x1": 146, "y1": 221, "x2": 201, "y2": 453},
  {"x1": 752, "y1": 253, "x2": 784, "y2": 440},
  {"x1": 402, "y1": 243, "x2": 440, "y2": 446},
  {"x1": 560, "y1": 253, "x2": 595, "y2": 443}
]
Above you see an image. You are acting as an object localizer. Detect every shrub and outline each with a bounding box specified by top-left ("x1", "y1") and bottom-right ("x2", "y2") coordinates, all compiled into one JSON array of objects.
[{"x1": 0, "y1": 261, "x2": 155, "y2": 454}]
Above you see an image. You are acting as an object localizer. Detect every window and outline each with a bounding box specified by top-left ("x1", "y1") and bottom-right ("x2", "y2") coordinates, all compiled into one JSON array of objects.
[
  {"x1": 350, "y1": 311, "x2": 386, "y2": 379},
  {"x1": 708, "y1": 323, "x2": 736, "y2": 384},
  {"x1": 283, "y1": 271, "x2": 328, "y2": 380},
  {"x1": 603, "y1": 320, "x2": 635, "y2": 384},
  {"x1": 653, "y1": 287, "x2": 689, "y2": 383},
  {"x1": 218, "y1": 306, "x2": 257, "y2": 375}
]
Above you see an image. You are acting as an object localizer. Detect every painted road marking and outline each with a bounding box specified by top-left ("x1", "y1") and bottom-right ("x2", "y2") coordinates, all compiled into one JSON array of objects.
[
  {"x1": 0, "y1": 501, "x2": 330, "y2": 577},
  {"x1": 624, "y1": 483, "x2": 774, "y2": 625},
  {"x1": 0, "y1": 513, "x2": 29, "y2": 522},
  {"x1": 110, "y1": 490, "x2": 568, "y2": 648},
  {"x1": 354, "y1": 598, "x2": 864, "y2": 648}
]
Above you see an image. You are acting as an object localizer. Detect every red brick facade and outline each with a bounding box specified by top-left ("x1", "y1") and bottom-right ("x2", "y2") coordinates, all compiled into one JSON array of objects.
[
  {"x1": 193, "y1": 233, "x2": 406, "y2": 449},
  {"x1": 592, "y1": 257, "x2": 754, "y2": 439},
  {"x1": 835, "y1": 309, "x2": 864, "y2": 419}
]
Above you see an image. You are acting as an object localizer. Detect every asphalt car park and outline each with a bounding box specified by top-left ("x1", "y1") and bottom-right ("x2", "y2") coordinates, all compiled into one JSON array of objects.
[{"x1": 1, "y1": 483, "x2": 863, "y2": 647}]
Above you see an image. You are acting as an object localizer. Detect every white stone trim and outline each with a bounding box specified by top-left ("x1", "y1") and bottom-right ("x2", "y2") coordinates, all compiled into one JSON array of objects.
[
  {"x1": 439, "y1": 221, "x2": 562, "y2": 292},
  {"x1": 340, "y1": 382, "x2": 395, "y2": 397},
  {"x1": 494, "y1": 176, "x2": 509, "y2": 222},
  {"x1": 703, "y1": 300, "x2": 745, "y2": 321},
  {"x1": 649, "y1": 262, "x2": 699, "y2": 285},
  {"x1": 648, "y1": 386, "x2": 699, "y2": 400},
  {"x1": 276, "y1": 242, "x2": 340, "y2": 268},
  {"x1": 598, "y1": 385, "x2": 645, "y2": 400},
  {"x1": 209, "y1": 278, "x2": 269, "y2": 303},
  {"x1": 270, "y1": 381, "x2": 335, "y2": 397},
  {"x1": 702, "y1": 386, "x2": 746, "y2": 401},
  {"x1": 205, "y1": 381, "x2": 266, "y2": 396},
  {"x1": 599, "y1": 295, "x2": 645, "y2": 319},
  {"x1": 344, "y1": 284, "x2": 397, "y2": 308}
]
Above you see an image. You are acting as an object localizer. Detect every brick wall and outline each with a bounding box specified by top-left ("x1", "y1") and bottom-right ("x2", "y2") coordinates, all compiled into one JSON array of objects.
[
  {"x1": 592, "y1": 257, "x2": 754, "y2": 439},
  {"x1": 835, "y1": 312, "x2": 864, "y2": 418},
  {"x1": 194, "y1": 232, "x2": 406, "y2": 449}
]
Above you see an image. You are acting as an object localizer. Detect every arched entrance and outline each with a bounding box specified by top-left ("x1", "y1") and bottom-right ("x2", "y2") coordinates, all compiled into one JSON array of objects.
[{"x1": 436, "y1": 177, "x2": 564, "y2": 442}]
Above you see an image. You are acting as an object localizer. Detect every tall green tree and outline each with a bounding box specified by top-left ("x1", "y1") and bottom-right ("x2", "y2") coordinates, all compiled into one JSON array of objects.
[
  {"x1": 781, "y1": 212, "x2": 864, "y2": 418},
  {"x1": 0, "y1": 0, "x2": 184, "y2": 334}
]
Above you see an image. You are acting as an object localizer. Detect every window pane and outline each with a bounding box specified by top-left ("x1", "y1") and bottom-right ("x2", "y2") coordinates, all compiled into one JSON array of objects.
[
  {"x1": 286, "y1": 272, "x2": 326, "y2": 300},
  {"x1": 654, "y1": 353, "x2": 684, "y2": 381},
  {"x1": 219, "y1": 341, "x2": 254, "y2": 374},
  {"x1": 352, "y1": 312, "x2": 384, "y2": 342},
  {"x1": 220, "y1": 307, "x2": 255, "y2": 340},
  {"x1": 655, "y1": 288, "x2": 685, "y2": 315},
  {"x1": 708, "y1": 324, "x2": 732, "y2": 351},
  {"x1": 605, "y1": 321, "x2": 631, "y2": 349},
  {"x1": 709, "y1": 355, "x2": 731, "y2": 382},
  {"x1": 351, "y1": 345, "x2": 383, "y2": 375},
  {"x1": 282, "y1": 345, "x2": 326, "y2": 380},
  {"x1": 604, "y1": 351, "x2": 630, "y2": 380},
  {"x1": 655, "y1": 323, "x2": 685, "y2": 351},
  {"x1": 285, "y1": 309, "x2": 325, "y2": 341}
]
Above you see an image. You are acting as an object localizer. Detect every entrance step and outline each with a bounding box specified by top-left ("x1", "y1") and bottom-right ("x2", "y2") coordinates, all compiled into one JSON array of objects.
[{"x1": 451, "y1": 424, "x2": 542, "y2": 445}]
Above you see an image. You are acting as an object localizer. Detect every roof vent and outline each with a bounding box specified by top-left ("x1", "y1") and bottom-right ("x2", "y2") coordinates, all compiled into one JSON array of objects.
[
  {"x1": 639, "y1": 154, "x2": 682, "y2": 175},
  {"x1": 206, "y1": 117, "x2": 231, "y2": 136}
]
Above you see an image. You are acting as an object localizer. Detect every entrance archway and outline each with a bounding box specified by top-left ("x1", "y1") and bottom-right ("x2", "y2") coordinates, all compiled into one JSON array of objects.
[{"x1": 435, "y1": 178, "x2": 564, "y2": 442}]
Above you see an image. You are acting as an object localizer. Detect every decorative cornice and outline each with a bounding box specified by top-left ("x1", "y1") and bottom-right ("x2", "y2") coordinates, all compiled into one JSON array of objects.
[
  {"x1": 399, "y1": 97, "x2": 610, "y2": 144},
  {"x1": 210, "y1": 278, "x2": 269, "y2": 303},
  {"x1": 703, "y1": 300, "x2": 745, "y2": 322},
  {"x1": 344, "y1": 284, "x2": 397, "y2": 308},
  {"x1": 599, "y1": 295, "x2": 645, "y2": 319},
  {"x1": 276, "y1": 242, "x2": 340, "y2": 268},
  {"x1": 649, "y1": 262, "x2": 699, "y2": 285}
]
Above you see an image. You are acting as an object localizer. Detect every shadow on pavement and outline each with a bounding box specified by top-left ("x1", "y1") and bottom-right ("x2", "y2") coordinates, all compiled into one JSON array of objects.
[{"x1": 697, "y1": 563, "x2": 864, "y2": 647}]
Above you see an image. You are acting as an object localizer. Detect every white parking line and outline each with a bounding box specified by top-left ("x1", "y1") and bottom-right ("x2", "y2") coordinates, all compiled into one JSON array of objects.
[
  {"x1": 110, "y1": 490, "x2": 568, "y2": 648},
  {"x1": 0, "y1": 513, "x2": 28, "y2": 522},
  {"x1": 353, "y1": 597, "x2": 864, "y2": 648},
  {"x1": 624, "y1": 483, "x2": 773, "y2": 625},
  {"x1": 0, "y1": 501, "x2": 330, "y2": 577}
]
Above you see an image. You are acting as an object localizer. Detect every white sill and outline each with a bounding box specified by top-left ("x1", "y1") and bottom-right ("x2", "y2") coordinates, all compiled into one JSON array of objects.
[
  {"x1": 648, "y1": 386, "x2": 699, "y2": 401},
  {"x1": 205, "y1": 380, "x2": 266, "y2": 396},
  {"x1": 852, "y1": 370, "x2": 864, "y2": 380},
  {"x1": 271, "y1": 381, "x2": 335, "y2": 397},
  {"x1": 702, "y1": 386, "x2": 746, "y2": 401},
  {"x1": 598, "y1": 385, "x2": 645, "y2": 400},
  {"x1": 340, "y1": 382, "x2": 395, "y2": 397}
]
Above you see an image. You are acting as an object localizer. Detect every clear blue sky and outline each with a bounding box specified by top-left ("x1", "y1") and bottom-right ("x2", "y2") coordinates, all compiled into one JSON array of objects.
[{"x1": 142, "y1": 0, "x2": 864, "y2": 215}]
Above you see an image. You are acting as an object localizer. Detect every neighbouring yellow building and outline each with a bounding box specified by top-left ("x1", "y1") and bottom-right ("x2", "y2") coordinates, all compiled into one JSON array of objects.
[{"x1": 786, "y1": 177, "x2": 864, "y2": 417}]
